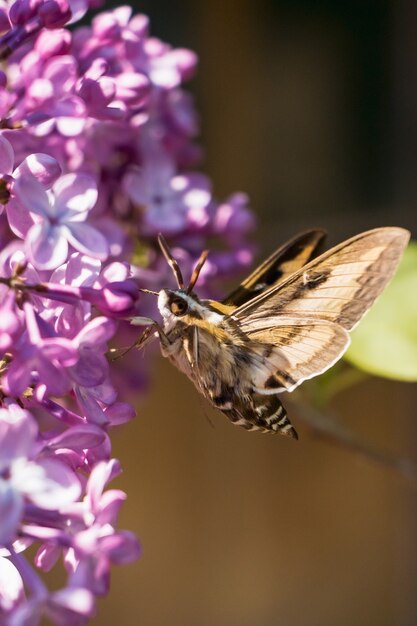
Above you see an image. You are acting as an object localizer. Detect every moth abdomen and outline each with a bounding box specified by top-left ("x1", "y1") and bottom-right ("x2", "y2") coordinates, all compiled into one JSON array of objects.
[{"x1": 220, "y1": 393, "x2": 298, "y2": 437}]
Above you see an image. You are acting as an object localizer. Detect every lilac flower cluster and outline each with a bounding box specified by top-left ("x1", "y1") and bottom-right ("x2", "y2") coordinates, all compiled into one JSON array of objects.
[{"x1": 0, "y1": 0, "x2": 254, "y2": 623}]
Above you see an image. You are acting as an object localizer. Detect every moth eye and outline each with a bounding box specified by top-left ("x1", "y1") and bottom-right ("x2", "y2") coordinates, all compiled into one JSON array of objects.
[{"x1": 170, "y1": 298, "x2": 188, "y2": 316}]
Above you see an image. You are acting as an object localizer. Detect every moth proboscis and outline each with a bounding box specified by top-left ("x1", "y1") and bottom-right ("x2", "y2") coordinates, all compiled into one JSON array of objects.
[{"x1": 132, "y1": 227, "x2": 410, "y2": 439}]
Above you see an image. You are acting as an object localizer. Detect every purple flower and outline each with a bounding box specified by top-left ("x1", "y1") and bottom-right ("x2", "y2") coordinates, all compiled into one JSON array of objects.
[
  {"x1": 123, "y1": 147, "x2": 212, "y2": 235},
  {"x1": 13, "y1": 172, "x2": 108, "y2": 270},
  {"x1": 70, "y1": 317, "x2": 115, "y2": 388},
  {"x1": 0, "y1": 403, "x2": 81, "y2": 546},
  {"x1": 212, "y1": 192, "x2": 256, "y2": 242},
  {"x1": 3, "y1": 580, "x2": 95, "y2": 625},
  {"x1": 65, "y1": 460, "x2": 141, "y2": 596},
  {"x1": 0, "y1": 133, "x2": 62, "y2": 239},
  {"x1": 0, "y1": 133, "x2": 61, "y2": 222},
  {"x1": 2, "y1": 302, "x2": 79, "y2": 396}
]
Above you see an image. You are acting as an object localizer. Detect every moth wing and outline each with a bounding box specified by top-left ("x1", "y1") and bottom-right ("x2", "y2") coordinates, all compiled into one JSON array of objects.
[
  {"x1": 235, "y1": 227, "x2": 410, "y2": 331},
  {"x1": 222, "y1": 229, "x2": 326, "y2": 308},
  {"x1": 245, "y1": 318, "x2": 350, "y2": 392}
]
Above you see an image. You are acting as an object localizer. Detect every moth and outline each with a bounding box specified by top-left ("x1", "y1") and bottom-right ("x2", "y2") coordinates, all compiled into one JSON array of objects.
[{"x1": 132, "y1": 227, "x2": 410, "y2": 439}]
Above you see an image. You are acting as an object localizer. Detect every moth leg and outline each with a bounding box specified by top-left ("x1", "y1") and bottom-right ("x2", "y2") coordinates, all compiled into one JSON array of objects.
[
  {"x1": 110, "y1": 324, "x2": 161, "y2": 361},
  {"x1": 130, "y1": 316, "x2": 171, "y2": 350},
  {"x1": 110, "y1": 317, "x2": 171, "y2": 362}
]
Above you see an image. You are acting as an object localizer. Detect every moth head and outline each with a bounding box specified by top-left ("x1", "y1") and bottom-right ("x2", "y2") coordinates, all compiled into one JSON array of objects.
[
  {"x1": 139, "y1": 235, "x2": 209, "y2": 321},
  {"x1": 157, "y1": 289, "x2": 202, "y2": 322}
]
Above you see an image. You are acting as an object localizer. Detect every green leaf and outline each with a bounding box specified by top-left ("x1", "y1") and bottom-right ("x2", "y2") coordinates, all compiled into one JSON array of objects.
[{"x1": 345, "y1": 241, "x2": 417, "y2": 381}]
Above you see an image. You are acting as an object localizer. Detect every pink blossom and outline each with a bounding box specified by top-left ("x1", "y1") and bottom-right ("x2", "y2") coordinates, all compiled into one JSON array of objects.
[{"x1": 13, "y1": 173, "x2": 108, "y2": 270}]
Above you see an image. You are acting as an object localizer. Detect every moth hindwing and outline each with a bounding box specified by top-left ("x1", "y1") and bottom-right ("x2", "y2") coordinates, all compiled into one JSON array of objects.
[{"x1": 133, "y1": 228, "x2": 410, "y2": 439}]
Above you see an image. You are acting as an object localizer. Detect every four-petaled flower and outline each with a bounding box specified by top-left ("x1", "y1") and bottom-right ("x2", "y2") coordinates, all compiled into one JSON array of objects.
[{"x1": 14, "y1": 173, "x2": 108, "y2": 270}]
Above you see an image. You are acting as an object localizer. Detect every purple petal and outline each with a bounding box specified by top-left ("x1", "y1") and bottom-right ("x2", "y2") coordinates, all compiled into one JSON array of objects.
[
  {"x1": 2, "y1": 358, "x2": 32, "y2": 397},
  {"x1": 62, "y1": 253, "x2": 101, "y2": 286},
  {"x1": 100, "y1": 531, "x2": 141, "y2": 564},
  {"x1": 13, "y1": 458, "x2": 81, "y2": 509},
  {"x1": 68, "y1": 551, "x2": 109, "y2": 595},
  {"x1": 53, "y1": 173, "x2": 98, "y2": 216},
  {"x1": 0, "y1": 557, "x2": 25, "y2": 612},
  {"x1": 21, "y1": 526, "x2": 64, "y2": 542},
  {"x1": 74, "y1": 387, "x2": 108, "y2": 426},
  {"x1": 114, "y1": 72, "x2": 150, "y2": 105},
  {"x1": 0, "y1": 481, "x2": 24, "y2": 544},
  {"x1": 95, "y1": 489, "x2": 126, "y2": 525},
  {"x1": 35, "y1": 28, "x2": 71, "y2": 58},
  {"x1": 96, "y1": 261, "x2": 129, "y2": 285},
  {"x1": 26, "y1": 223, "x2": 68, "y2": 270},
  {"x1": 78, "y1": 76, "x2": 115, "y2": 110},
  {"x1": 52, "y1": 96, "x2": 86, "y2": 121},
  {"x1": 41, "y1": 338, "x2": 78, "y2": 365},
  {"x1": 5, "y1": 197, "x2": 36, "y2": 239},
  {"x1": 67, "y1": 0, "x2": 89, "y2": 23},
  {"x1": 27, "y1": 78, "x2": 54, "y2": 107},
  {"x1": 0, "y1": 405, "x2": 38, "y2": 471},
  {"x1": 4, "y1": 598, "x2": 40, "y2": 626},
  {"x1": 76, "y1": 317, "x2": 116, "y2": 347},
  {"x1": 86, "y1": 378, "x2": 117, "y2": 405},
  {"x1": 13, "y1": 175, "x2": 52, "y2": 218},
  {"x1": 122, "y1": 168, "x2": 147, "y2": 206},
  {"x1": 47, "y1": 425, "x2": 106, "y2": 452},
  {"x1": 0, "y1": 134, "x2": 14, "y2": 174},
  {"x1": 65, "y1": 222, "x2": 108, "y2": 260},
  {"x1": 36, "y1": 355, "x2": 72, "y2": 396},
  {"x1": 34, "y1": 543, "x2": 60, "y2": 572},
  {"x1": 86, "y1": 460, "x2": 122, "y2": 512},
  {"x1": 84, "y1": 435, "x2": 112, "y2": 467},
  {"x1": 70, "y1": 349, "x2": 108, "y2": 387},
  {"x1": 104, "y1": 402, "x2": 135, "y2": 426},
  {"x1": 49, "y1": 587, "x2": 95, "y2": 617},
  {"x1": 14, "y1": 154, "x2": 62, "y2": 189},
  {"x1": 72, "y1": 526, "x2": 99, "y2": 555},
  {"x1": 43, "y1": 56, "x2": 77, "y2": 93},
  {"x1": 56, "y1": 115, "x2": 87, "y2": 137}
]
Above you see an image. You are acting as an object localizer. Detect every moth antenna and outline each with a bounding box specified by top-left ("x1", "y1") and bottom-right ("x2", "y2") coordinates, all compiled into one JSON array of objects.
[
  {"x1": 139, "y1": 288, "x2": 159, "y2": 296},
  {"x1": 157, "y1": 234, "x2": 185, "y2": 289},
  {"x1": 187, "y1": 250, "x2": 209, "y2": 294}
]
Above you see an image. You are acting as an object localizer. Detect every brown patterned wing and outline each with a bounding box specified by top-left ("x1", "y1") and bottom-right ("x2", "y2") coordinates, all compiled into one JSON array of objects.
[
  {"x1": 222, "y1": 229, "x2": 326, "y2": 308},
  {"x1": 245, "y1": 319, "x2": 350, "y2": 392},
  {"x1": 235, "y1": 228, "x2": 410, "y2": 331}
]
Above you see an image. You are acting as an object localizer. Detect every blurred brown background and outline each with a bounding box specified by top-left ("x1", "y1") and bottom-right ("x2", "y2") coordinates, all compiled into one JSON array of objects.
[{"x1": 99, "y1": 1, "x2": 417, "y2": 625}]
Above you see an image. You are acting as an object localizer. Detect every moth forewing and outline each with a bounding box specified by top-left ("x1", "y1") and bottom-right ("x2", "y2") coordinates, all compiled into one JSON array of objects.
[
  {"x1": 235, "y1": 227, "x2": 410, "y2": 331},
  {"x1": 223, "y1": 228, "x2": 327, "y2": 308}
]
